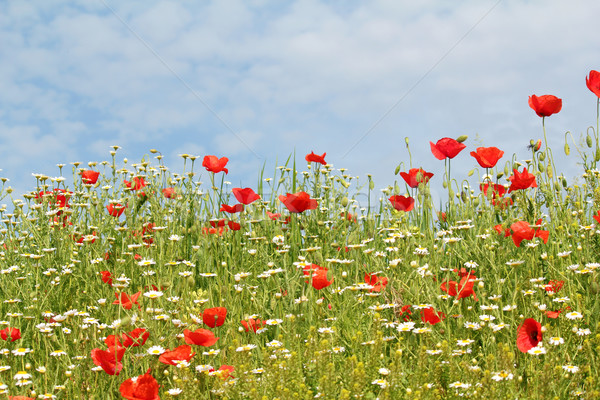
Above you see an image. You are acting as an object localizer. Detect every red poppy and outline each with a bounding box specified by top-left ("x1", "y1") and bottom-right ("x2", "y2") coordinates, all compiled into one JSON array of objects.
[
  {"x1": 586, "y1": 70, "x2": 600, "y2": 98},
  {"x1": 241, "y1": 318, "x2": 265, "y2": 333},
  {"x1": 438, "y1": 212, "x2": 447, "y2": 222},
  {"x1": 494, "y1": 224, "x2": 511, "y2": 238},
  {"x1": 508, "y1": 168, "x2": 537, "y2": 192},
  {"x1": 8, "y1": 396, "x2": 35, "y2": 400},
  {"x1": 124, "y1": 177, "x2": 147, "y2": 191},
  {"x1": 399, "y1": 305, "x2": 412, "y2": 322},
  {"x1": 106, "y1": 328, "x2": 149, "y2": 348},
  {"x1": 480, "y1": 183, "x2": 513, "y2": 207},
  {"x1": 301, "y1": 263, "x2": 327, "y2": 276},
  {"x1": 309, "y1": 269, "x2": 334, "y2": 290},
  {"x1": 279, "y1": 191, "x2": 318, "y2": 213},
  {"x1": 441, "y1": 272, "x2": 477, "y2": 301},
  {"x1": 159, "y1": 344, "x2": 196, "y2": 366},
  {"x1": 210, "y1": 365, "x2": 235, "y2": 379},
  {"x1": 364, "y1": 273, "x2": 388, "y2": 292},
  {"x1": 420, "y1": 307, "x2": 446, "y2": 325},
  {"x1": 81, "y1": 170, "x2": 100, "y2": 184},
  {"x1": 202, "y1": 307, "x2": 227, "y2": 328},
  {"x1": 388, "y1": 195, "x2": 415, "y2": 212},
  {"x1": 430, "y1": 137, "x2": 466, "y2": 160},
  {"x1": 107, "y1": 203, "x2": 126, "y2": 217},
  {"x1": 593, "y1": 210, "x2": 600, "y2": 224},
  {"x1": 516, "y1": 318, "x2": 542, "y2": 353},
  {"x1": 202, "y1": 226, "x2": 227, "y2": 236},
  {"x1": 528, "y1": 94, "x2": 562, "y2": 117},
  {"x1": 545, "y1": 309, "x2": 562, "y2": 319},
  {"x1": 119, "y1": 369, "x2": 160, "y2": 400},
  {"x1": 122, "y1": 328, "x2": 150, "y2": 347},
  {"x1": 227, "y1": 220, "x2": 241, "y2": 231},
  {"x1": 510, "y1": 221, "x2": 535, "y2": 247},
  {"x1": 399, "y1": 168, "x2": 434, "y2": 188},
  {"x1": 341, "y1": 211, "x2": 357, "y2": 223},
  {"x1": 544, "y1": 280, "x2": 564, "y2": 294},
  {"x1": 480, "y1": 183, "x2": 506, "y2": 198},
  {"x1": 162, "y1": 187, "x2": 175, "y2": 199},
  {"x1": 183, "y1": 328, "x2": 219, "y2": 347},
  {"x1": 202, "y1": 155, "x2": 229, "y2": 174},
  {"x1": 305, "y1": 151, "x2": 327, "y2": 165},
  {"x1": 220, "y1": 204, "x2": 244, "y2": 214},
  {"x1": 232, "y1": 187, "x2": 261, "y2": 205},
  {"x1": 267, "y1": 211, "x2": 281, "y2": 220},
  {"x1": 100, "y1": 271, "x2": 113, "y2": 286},
  {"x1": 91, "y1": 345, "x2": 126, "y2": 375},
  {"x1": 209, "y1": 219, "x2": 226, "y2": 228},
  {"x1": 0, "y1": 327, "x2": 21, "y2": 342},
  {"x1": 470, "y1": 147, "x2": 504, "y2": 168},
  {"x1": 510, "y1": 219, "x2": 549, "y2": 247},
  {"x1": 113, "y1": 291, "x2": 141, "y2": 310},
  {"x1": 303, "y1": 265, "x2": 334, "y2": 290}
]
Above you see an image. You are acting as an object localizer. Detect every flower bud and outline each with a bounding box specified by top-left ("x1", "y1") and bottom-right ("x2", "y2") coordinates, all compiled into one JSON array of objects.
[{"x1": 456, "y1": 135, "x2": 468, "y2": 143}]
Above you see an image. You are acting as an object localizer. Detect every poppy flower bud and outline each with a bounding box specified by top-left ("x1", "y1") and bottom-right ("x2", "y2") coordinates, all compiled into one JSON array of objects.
[
  {"x1": 341, "y1": 197, "x2": 349, "y2": 207},
  {"x1": 586, "y1": 134, "x2": 593, "y2": 148},
  {"x1": 564, "y1": 143, "x2": 570, "y2": 156},
  {"x1": 538, "y1": 163, "x2": 545, "y2": 173},
  {"x1": 456, "y1": 135, "x2": 468, "y2": 143},
  {"x1": 405, "y1": 137, "x2": 410, "y2": 145},
  {"x1": 496, "y1": 172, "x2": 504, "y2": 180},
  {"x1": 595, "y1": 149, "x2": 600, "y2": 162}
]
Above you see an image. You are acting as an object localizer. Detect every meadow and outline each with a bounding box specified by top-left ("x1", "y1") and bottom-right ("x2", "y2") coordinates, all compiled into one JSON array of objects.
[{"x1": 1, "y1": 72, "x2": 600, "y2": 399}]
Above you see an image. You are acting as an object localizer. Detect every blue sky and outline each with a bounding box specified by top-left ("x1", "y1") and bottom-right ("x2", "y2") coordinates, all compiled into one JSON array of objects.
[{"x1": 1, "y1": 0, "x2": 600, "y2": 207}]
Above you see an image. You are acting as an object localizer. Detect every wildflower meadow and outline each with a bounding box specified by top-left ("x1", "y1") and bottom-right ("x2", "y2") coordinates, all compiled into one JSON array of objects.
[{"x1": 2, "y1": 71, "x2": 600, "y2": 399}]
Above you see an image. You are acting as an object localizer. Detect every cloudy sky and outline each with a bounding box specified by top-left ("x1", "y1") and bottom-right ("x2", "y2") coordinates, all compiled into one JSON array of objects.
[{"x1": 1, "y1": 0, "x2": 599, "y2": 206}]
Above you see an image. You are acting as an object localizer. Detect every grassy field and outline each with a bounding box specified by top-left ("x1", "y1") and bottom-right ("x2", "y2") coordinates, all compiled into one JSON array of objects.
[{"x1": 1, "y1": 75, "x2": 600, "y2": 399}]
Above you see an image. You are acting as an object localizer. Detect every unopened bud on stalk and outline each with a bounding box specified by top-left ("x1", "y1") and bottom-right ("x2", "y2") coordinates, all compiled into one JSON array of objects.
[
  {"x1": 586, "y1": 134, "x2": 593, "y2": 148},
  {"x1": 538, "y1": 152, "x2": 545, "y2": 162},
  {"x1": 456, "y1": 135, "x2": 468, "y2": 143},
  {"x1": 496, "y1": 172, "x2": 504, "y2": 179},
  {"x1": 405, "y1": 137, "x2": 410, "y2": 146},
  {"x1": 341, "y1": 197, "x2": 349, "y2": 207},
  {"x1": 394, "y1": 165, "x2": 401, "y2": 175},
  {"x1": 546, "y1": 163, "x2": 553, "y2": 179},
  {"x1": 554, "y1": 182, "x2": 561, "y2": 192},
  {"x1": 467, "y1": 169, "x2": 475, "y2": 177},
  {"x1": 538, "y1": 163, "x2": 545, "y2": 173},
  {"x1": 150, "y1": 149, "x2": 158, "y2": 154},
  {"x1": 595, "y1": 149, "x2": 600, "y2": 162},
  {"x1": 461, "y1": 191, "x2": 468, "y2": 203},
  {"x1": 564, "y1": 143, "x2": 570, "y2": 156},
  {"x1": 562, "y1": 177, "x2": 568, "y2": 188}
]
